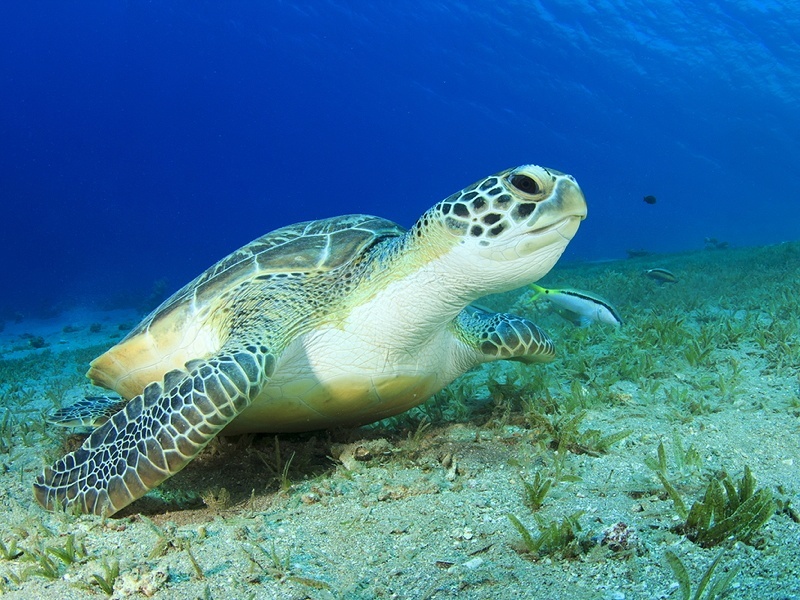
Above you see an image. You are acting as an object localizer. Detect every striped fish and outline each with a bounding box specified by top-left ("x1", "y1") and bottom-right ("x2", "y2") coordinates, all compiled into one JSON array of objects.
[
  {"x1": 529, "y1": 284, "x2": 622, "y2": 327},
  {"x1": 644, "y1": 268, "x2": 678, "y2": 283}
]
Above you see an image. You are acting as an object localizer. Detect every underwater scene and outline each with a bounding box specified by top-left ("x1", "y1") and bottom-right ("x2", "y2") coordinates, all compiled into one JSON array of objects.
[{"x1": 1, "y1": 2, "x2": 799, "y2": 599}]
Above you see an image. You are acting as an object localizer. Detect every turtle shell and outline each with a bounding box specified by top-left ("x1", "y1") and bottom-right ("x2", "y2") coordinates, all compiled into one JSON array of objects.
[{"x1": 87, "y1": 215, "x2": 404, "y2": 399}]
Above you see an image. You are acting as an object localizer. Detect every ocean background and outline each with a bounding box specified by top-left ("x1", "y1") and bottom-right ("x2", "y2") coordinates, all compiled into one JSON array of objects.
[
  {"x1": 1, "y1": 4, "x2": 800, "y2": 597},
  {"x1": 1, "y1": 1, "x2": 798, "y2": 318}
]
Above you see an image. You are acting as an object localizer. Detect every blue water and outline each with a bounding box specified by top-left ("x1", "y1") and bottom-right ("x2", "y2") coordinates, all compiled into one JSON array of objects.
[{"x1": 2, "y1": 1, "x2": 798, "y2": 317}]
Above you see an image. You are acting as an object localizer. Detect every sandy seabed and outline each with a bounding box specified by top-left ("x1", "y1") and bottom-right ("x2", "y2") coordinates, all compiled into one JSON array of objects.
[{"x1": 0, "y1": 241, "x2": 798, "y2": 599}]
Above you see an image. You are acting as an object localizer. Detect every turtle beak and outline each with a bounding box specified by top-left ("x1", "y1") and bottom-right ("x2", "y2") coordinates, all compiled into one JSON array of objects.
[
  {"x1": 553, "y1": 176, "x2": 588, "y2": 223},
  {"x1": 526, "y1": 176, "x2": 587, "y2": 241},
  {"x1": 554, "y1": 215, "x2": 583, "y2": 242}
]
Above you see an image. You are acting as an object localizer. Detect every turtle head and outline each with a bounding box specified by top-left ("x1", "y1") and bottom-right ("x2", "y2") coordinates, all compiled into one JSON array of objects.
[{"x1": 412, "y1": 164, "x2": 587, "y2": 295}]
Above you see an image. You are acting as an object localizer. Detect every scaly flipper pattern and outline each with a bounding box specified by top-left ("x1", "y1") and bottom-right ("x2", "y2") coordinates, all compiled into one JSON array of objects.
[
  {"x1": 453, "y1": 306, "x2": 555, "y2": 364},
  {"x1": 46, "y1": 396, "x2": 126, "y2": 428},
  {"x1": 34, "y1": 345, "x2": 274, "y2": 515}
]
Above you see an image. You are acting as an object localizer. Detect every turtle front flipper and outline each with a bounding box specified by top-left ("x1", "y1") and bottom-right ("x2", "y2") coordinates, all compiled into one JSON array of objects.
[
  {"x1": 33, "y1": 345, "x2": 275, "y2": 516},
  {"x1": 454, "y1": 306, "x2": 556, "y2": 365}
]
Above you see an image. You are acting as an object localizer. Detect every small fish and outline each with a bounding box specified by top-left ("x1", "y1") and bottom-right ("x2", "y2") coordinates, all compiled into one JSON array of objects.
[
  {"x1": 529, "y1": 284, "x2": 622, "y2": 327},
  {"x1": 704, "y1": 237, "x2": 729, "y2": 250},
  {"x1": 644, "y1": 268, "x2": 677, "y2": 283},
  {"x1": 643, "y1": 195, "x2": 657, "y2": 205},
  {"x1": 626, "y1": 248, "x2": 652, "y2": 258}
]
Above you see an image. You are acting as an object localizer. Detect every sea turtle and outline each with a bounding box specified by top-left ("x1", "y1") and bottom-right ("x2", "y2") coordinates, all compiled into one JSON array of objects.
[{"x1": 34, "y1": 164, "x2": 587, "y2": 516}]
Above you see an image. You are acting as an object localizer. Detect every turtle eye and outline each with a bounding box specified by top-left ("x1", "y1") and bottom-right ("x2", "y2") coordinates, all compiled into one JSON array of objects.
[{"x1": 509, "y1": 174, "x2": 541, "y2": 195}]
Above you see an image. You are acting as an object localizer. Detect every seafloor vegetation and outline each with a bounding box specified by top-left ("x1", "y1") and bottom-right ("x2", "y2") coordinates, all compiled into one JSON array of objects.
[{"x1": 0, "y1": 241, "x2": 798, "y2": 599}]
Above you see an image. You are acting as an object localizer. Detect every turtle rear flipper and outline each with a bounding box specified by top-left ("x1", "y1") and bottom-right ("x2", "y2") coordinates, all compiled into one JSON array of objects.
[
  {"x1": 33, "y1": 345, "x2": 275, "y2": 516},
  {"x1": 47, "y1": 396, "x2": 126, "y2": 428}
]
